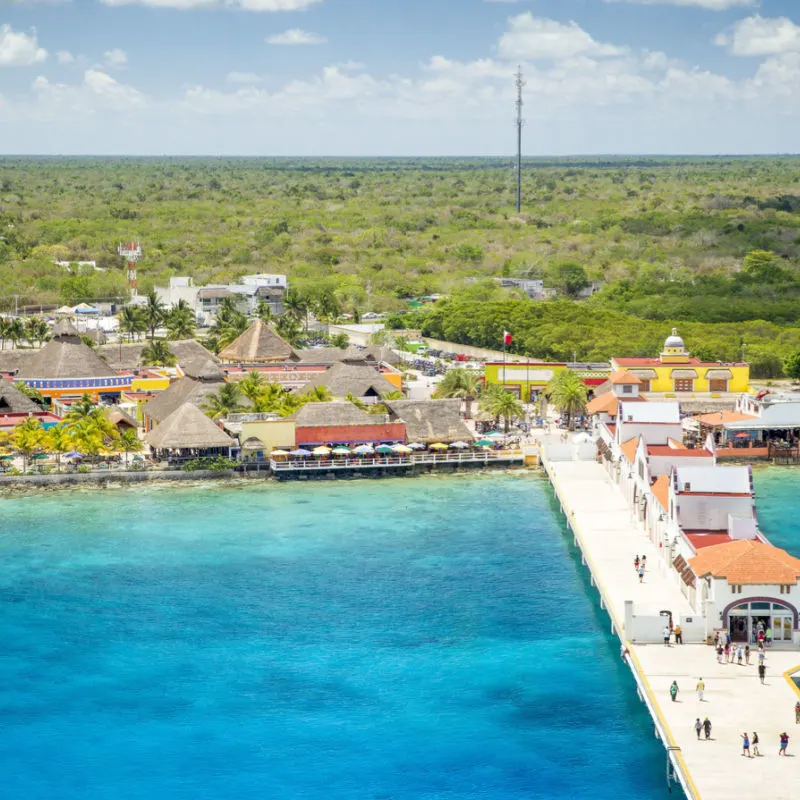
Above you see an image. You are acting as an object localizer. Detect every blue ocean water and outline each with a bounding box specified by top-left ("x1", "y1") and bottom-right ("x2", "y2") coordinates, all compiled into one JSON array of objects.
[
  {"x1": 754, "y1": 468, "x2": 800, "y2": 554},
  {"x1": 0, "y1": 475, "x2": 666, "y2": 799}
]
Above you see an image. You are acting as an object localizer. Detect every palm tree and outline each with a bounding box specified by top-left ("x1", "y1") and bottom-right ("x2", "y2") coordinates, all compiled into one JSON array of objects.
[
  {"x1": 434, "y1": 368, "x2": 481, "y2": 419},
  {"x1": 252, "y1": 381, "x2": 289, "y2": 414},
  {"x1": 302, "y1": 385, "x2": 334, "y2": 403},
  {"x1": 46, "y1": 424, "x2": 73, "y2": 473},
  {"x1": 119, "y1": 306, "x2": 145, "y2": 342},
  {"x1": 13, "y1": 381, "x2": 45, "y2": 407},
  {"x1": 546, "y1": 371, "x2": 588, "y2": 431},
  {"x1": 238, "y1": 370, "x2": 267, "y2": 404},
  {"x1": 345, "y1": 393, "x2": 368, "y2": 412},
  {"x1": 479, "y1": 386, "x2": 524, "y2": 434},
  {"x1": 117, "y1": 428, "x2": 143, "y2": 468},
  {"x1": 329, "y1": 332, "x2": 349, "y2": 349},
  {"x1": 202, "y1": 383, "x2": 243, "y2": 420},
  {"x1": 165, "y1": 300, "x2": 197, "y2": 340},
  {"x1": 0, "y1": 317, "x2": 9, "y2": 350},
  {"x1": 143, "y1": 290, "x2": 165, "y2": 340},
  {"x1": 381, "y1": 390, "x2": 404, "y2": 401},
  {"x1": 63, "y1": 394, "x2": 119, "y2": 463},
  {"x1": 209, "y1": 301, "x2": 248, "y2": 351},
  {"x1": 7, "y1": 318, "x2": 25, "y2": 349},
  {"x1": 283, "y1": 288, "x2": 309, "y2": 330},
  {"x1": 141, "y1": 338, "x2": 177, "y2": 366},
  {"x1": 25, "y1": 317, "x2": 49, "y2": 348},
  {"x1": 64, "y1": 393, "x2": 96, "y2": 423},
  {"x1": 275, "y1": 314, "x2": 302, "y2": 346},
  {"x1": 255, "y1": 299, "x2": 273, "y2": 325},
  {"x1": 12, "y1": 417, "x2": 46, "y2": 472}
]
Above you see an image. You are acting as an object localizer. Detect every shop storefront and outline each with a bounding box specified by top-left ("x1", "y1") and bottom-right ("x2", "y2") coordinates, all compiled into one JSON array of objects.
[{"x1": 726, "y1": 599, "x2": 796, "y2": 643}]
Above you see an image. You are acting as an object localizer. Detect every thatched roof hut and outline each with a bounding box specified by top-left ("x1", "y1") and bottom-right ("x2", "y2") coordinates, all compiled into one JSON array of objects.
[
  {"x1": 51, "y1": 319, "x2": 82, "y2": 342},
  {"x1": 290, "y1": 401, "x2": 387, "y2": 426},
  {"x1": 218, "y1": 320, "x2": 295, "y2": 363},
  {"x1": 141, "y1": 376, "x2": 226, "y2": 426},
  {"x1": 17, "y1": 337, "x2": 118, "y2": 380},
  {"x1": 145, "y1": 403, "x2": 234, "y2": 451},
  {"x1": 301, "y1": 363, "x2": 397, "y2": 399},
  {"x1": 295, "y1": 347, "x2": 350, "y2": 364},
  {"x1": 96, "y1": 339, "x2": 217, "y2": 371},
  {"x1": 0, "y1": 379, "x2": 40, "y2": 413},
  {"x1": 181, "y1": 357, "x2": 225, "y2": 382},
  {"x1": 105, "y1": 405, "x2": 139, "y2": 431},
  {"x1": 386, "y1": 399, "x2": 474, "y2": 444},
  {"x1": 344, "y1": 345, "x2": 401, "y2": 366},
  {"x1": 240, "y1": 435, "x2": 267, "y2": 452}
]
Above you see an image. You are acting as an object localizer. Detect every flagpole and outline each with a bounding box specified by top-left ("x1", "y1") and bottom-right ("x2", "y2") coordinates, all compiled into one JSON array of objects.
[{"x1": 503, "y1": 336, "x2": 506, "y2": 388}]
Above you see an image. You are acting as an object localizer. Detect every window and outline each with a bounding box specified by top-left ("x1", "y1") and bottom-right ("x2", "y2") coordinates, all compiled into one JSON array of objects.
[
  {"x1": 674, "y1": 379, "x2": 693, "y2": 392},
  {"x1": 639, "y1": 380, "x2": 651, "y2": 392},
  {"x1": 622, "y1": 385, "x2": 633, "y2": 394},
  {"x1": 780, "y1": 585, "x2": 792, "y2": 595},
  {"x1": 709, "y1": 379, "x2": 727, "y2": 393}
]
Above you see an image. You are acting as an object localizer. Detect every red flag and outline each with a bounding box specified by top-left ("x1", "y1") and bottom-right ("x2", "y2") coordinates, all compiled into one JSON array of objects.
[{"x1": 503, "y1": 330, "x2": 512, "y2": 345}]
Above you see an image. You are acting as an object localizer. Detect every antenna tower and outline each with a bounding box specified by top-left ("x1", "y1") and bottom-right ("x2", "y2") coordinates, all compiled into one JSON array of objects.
[
  {"x1": 514, "y1": 66, "x2": 525, "y2": 214},
  {"x1": 117, "y1": 241, "x2": 143, "y2": 298}
]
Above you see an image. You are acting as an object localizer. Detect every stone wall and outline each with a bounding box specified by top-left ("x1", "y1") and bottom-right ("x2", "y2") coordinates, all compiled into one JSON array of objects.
[{"x1": 0, "y1": 469, "x2": 241, "y2": 491}]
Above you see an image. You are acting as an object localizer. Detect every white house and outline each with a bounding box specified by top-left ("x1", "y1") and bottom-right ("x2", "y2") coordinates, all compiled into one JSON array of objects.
[
  {"x1": 688, "y1": 540, "x2": 800, "y2": 645},
  {"x1": 615, "y1": 400, "x2": 683, "y2": 449}
]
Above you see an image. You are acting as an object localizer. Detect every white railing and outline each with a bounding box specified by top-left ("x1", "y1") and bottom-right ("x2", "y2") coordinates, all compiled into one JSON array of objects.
[{"x1": 270, "y1": 451, "x2": 522, "y2": 471}]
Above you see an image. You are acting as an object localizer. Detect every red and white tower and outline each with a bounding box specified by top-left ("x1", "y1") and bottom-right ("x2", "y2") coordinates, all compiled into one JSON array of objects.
[{"x1": 118, "y1": 241, "x2": 143, "y2": 298}]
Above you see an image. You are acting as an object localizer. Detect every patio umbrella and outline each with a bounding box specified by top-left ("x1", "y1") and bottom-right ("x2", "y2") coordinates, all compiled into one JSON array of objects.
[
  {"x1": 271, "y1": 449, "x2": 290, "y2": 457},
  {"x1": 353, "y1": 445, "x2": 375, "y2": 454},
  {"x1": 429, "y1": 443, "x2": 449, "y2": 450},
  {"x1": 290, "y1": 448, "x2": 311, "y2": 457},
  {"x1": 407, "y1": 442, "x2": 426, "y2": 450},
  {"x1": 313, "y1": 446, "x2": 332, "y2": 456},
  {"x1": 733, "y1": 432, "x2": 750, "y2": 439},
  {"x1": 32, "y1": 453, "x2": 49, "y2": 460},
  {"x1": 392, "y1": 444, "x2": 412, "y2": 454},
  {"x1": 484, "y1": 431, "x2": 506, "y2": 440},
  {"x1": 65, "y1": 450, "x2": 83, "y2": 459},
  {"x1": 0, "y1": 454, "x2": 13, "y2": 461},
  {"x1": 474, "y1": 439, "x2": 495, "y2": 447},
  {"x1": 332, "y1": 446, "x2": 352, "y2": 455},
  {"x1": 450, "y1": 441, "x2": 470, "y2": 449},
  {"x1": 375, "y1": 444, "x2": 394, "y2": 454}
]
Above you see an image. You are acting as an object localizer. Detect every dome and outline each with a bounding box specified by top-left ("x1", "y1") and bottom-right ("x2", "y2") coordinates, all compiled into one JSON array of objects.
[{"x1": 664, "y1": 327, "x2": 685, "y2": 349}]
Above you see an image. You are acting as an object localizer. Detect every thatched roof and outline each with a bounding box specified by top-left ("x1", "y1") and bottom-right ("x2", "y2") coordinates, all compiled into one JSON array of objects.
[
  {"x1": 51, "y1": 319, "x2": 81, "y2": 341},
  {"x1": 218, "y1": 320, "x2": 295, "y2": 363},
  {"x1": 301, "y1": 363, "x2": 397, "y2": 399},
  {"x1": 17, "y1": 338, "x2": 118, "y2": 380},
  {"x1": 0, "y1": 349, "x2": 32, "y2": 374},
  {"x1": 181, "y1": 357, "x2": 225, "y2": 382},
  {"x1": 290, "y1": 401, "x2": 387, "y2": 426},
  {"x1": 96, "y1": 339, "x2": 218, "y2": 371},
  {"x1": 386, "y1": 399, "x2": 474, "y2": 444},
  {"x1": 105, "y1": 405, "x2": 139, "y2": 429},
  {"x1": 344, "y1": 345, "x2": 402, "y2": 366},
  {"x1": 240, "y1": 436, "x2": 266, "y2": 451},
  {"x1": 145, "y1": 403, "x2": 234, "y2": 450},
  {"x1": 0, "y1": 379, "x2": 40, "y2": 413},
  {"x1": 141, "y1": 376, "x2": 226, "y2": 425},
  {"x1": 295, "y1": 347, "x2": 350, "y2": 364}
]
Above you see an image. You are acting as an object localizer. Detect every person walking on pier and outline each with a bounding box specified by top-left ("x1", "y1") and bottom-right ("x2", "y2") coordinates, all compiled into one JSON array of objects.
[
  {"x1": 724, "y1": 643, "x2": 730, "y2": 663},
  {"x1": 752, "y1": 731, "x2": 760, "y2": 757},
  {"x1": 736, "y1": 646, "x2": 743, "y2": 665},
  {"x1": 634, "y1": 555, "x2": 640, "y2": 571},
  {"x1": 695, "y1": 719, "x2": 702, "y2": 739},
  {"x1": 795, "y1": 700, "x2": 800, "y2": 724},
  {"x1": 779, "y1": 732, "x2": 789, "y2": 756},
  {"x1": 745, "y1": 644, "x2": 751, "y2": 665},
  {"x1": 741, "y1": 732, "x2": 751, "y2": 757},
  {"x1": 703, "y1": 717, "x2": 712, "y2": 740},
  {"x1": 663, "y1": 625, "x2": 671, "y2": 646},
  {"x1": 696, "y1": 678, "x2": 705, "y2": 701},
  {"x1": 670, "y1": 681, "x2": 679, "y2": 702},
  {"x1": 716, "y1": 644, "x2": 724, "y2": 664},
  {"x1": 674, "y1": 624, "x2": 682, "y2": 644},
  {"x1": 639, "y1": 565, "x2": 645, "y2": 583},
  {"x1": 758, "y1": 663, "x2": 766, "y2": 684}
]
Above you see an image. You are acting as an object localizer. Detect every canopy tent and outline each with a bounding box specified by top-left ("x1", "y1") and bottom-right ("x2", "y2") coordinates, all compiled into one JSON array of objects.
[
  {"x1": 353, "y1": 445, "x2": 374, "y2": 454},
  {"x1": 375, "y1": 444, "x2": 394, "y2": 454},
  {"x1": 332, "y1": 446, "x2": 352, "y2": 455},
  {"x1": 407, "y1": 442, "x2": 426, "y2": 450},
  {"x1": 271, "y1": 449, "x2": 290, "y2": 456},
  {"x1": 429, "y1": 442, "x2": 448, "y2": 450},
  {"x1": 290, "y1": 448, "x2": 311, "y2": 457},
  {"x1": 313, "y1": 446, "x2": 332, "y2": 456},
  {"x1": 392, "y1": 444, "x2": 412, "y2": 454},
  {"x1": 449, "y1": 441, "x2": 470, "y2": 449}
]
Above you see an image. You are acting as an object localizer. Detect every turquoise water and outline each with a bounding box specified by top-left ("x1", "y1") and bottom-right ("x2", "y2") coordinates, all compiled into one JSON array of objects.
[
  {"x1": 0, "y1": 475, "x2": 666, "y2": 799},
  {"x1": 754, "y1": 468, "x2": 800, "y2": 554}
]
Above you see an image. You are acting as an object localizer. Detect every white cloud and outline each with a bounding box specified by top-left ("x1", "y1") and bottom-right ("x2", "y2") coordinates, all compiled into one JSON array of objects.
[
  {"x1": 227, "y1": 71, "x2": 264, "y2": 84},
  {"x1": 104, "y1": 48, "x2": 128, "y2": 68},
  {"x1": 715, "y1": 16, "x2": 800, "y2": 57},
  {"x1": 55, "y1": 50, "x2": 75, "y2": 64},
  {"x1": 97, "y1": 0, "x2": 322, "y2": 9},
  {"x1": 610, "y1": 0, "x2": 756, "y2": 9},
  {"x1": 0, "y1": 25, "x2": 47, "y2": 67},
  {"x1": 266, "y1": 29, "x2": 326, "y2": 46},
  {"x1": 497, "y1": 14, "x2": 625, "y2": 61},
  {"x1": 31, "y1": 69, "x2": 146, "y2": 118}
]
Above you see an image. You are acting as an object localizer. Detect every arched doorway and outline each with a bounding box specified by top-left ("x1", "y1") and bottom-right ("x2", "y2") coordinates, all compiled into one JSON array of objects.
[{"x1": 724, "y1": 598, "x2": 798, "y2": 643}]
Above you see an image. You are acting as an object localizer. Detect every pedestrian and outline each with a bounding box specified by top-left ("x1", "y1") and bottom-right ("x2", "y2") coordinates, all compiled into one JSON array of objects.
[
  {"x1": 675, "y1": 624, "x2": 682, "y2": 644},
  {"x1": 758, "y1": 650, "x2": 766, "y2": 665},
  {"x1": 736, "y1": 646, "x2": 743, "y2": 665},
  {"x1": 642, "y1": 555, "x2": 647, "y2": 569},
  {"x1": 779, "y1": 732, "x2": 789, "y2": 756},
  {"x1": 741, "y1": 732, "x2": 751, "y2": 757},
  {"x1": 663, "y1": 625, "x2": 671, "y2": 646},
  {"x1": 670, "y1": 681, "x2": 679, "y2": 702},
  {"x1": 620, "y1": 643, "x2": 630, "y2": 660},
  {"x1": 758, "y1": 630, "x2": 765, "y2": 647},
  {"x1": 745, "y1": 644, "x2": 750, "y2": 665},
  {"x1": 758, "y1": 663, "x2": 766, "y2": 684},
  {"x1": 752, "y1": 731, "x2": 760, "y2": 757},
  {"x1": 639, "y1": 565, "x2": 645, "y2": 583},
  {"x1": 766, "y1": 627, "x2": 773, "y2": 647},
  {"x1": 696, "y1": 677, "x2": 705, "y2": 702},
  {"x1": 726, "y1": 632, "x2": 732, "y2": 647},
  {"x1": 713, "y1": 632, "x2": 720, "y2": 649},
  {"x1": 716, "y1": 644, "x2": 724, "y2": 664},
  {"x1": 634, "y1": 555, "x2": 640, "y2": 571},
  {"x1": 694, "y1": 718, "x2": 702, "y2": 740},
  {"x1": 795, "y1": 700, "x2": 800, "y2": 724},
  {"x1": 724, "y1": 643, "x2": 730, "y2": 662},
  {"x1": 703, "y1": 717, "x2": 712, "y2": 740}
]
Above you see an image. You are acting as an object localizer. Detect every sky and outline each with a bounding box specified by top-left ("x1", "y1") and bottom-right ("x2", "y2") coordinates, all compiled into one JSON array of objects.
[{"x1": 1, "y1": 0, "x2": 800, "y2": 155}]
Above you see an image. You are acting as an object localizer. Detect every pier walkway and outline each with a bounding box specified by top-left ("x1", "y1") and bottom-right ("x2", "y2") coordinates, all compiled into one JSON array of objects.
[{"x1": 543, "y1": 455, "x2": 800, "y2": 799}]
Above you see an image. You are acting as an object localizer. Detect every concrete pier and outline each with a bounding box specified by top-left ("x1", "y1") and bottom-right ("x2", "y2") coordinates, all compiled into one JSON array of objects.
[{"x1": 541, "y1": 454, "x2": 800, "y2": 799}]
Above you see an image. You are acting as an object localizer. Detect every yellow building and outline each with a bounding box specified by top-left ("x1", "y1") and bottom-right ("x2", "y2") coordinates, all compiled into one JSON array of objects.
[
  {"x1": 483, "y1": 361, "x2": 609, "y2": 402},
  {"x1": 611, "y1": 329, "x2": 750, "y2": 396},
  {"x1": 131, "y1": 368, "x2": 174, "y2": 393},
  {"x1": 238, "y1": 418, "x2": 296, "y2": 455}
]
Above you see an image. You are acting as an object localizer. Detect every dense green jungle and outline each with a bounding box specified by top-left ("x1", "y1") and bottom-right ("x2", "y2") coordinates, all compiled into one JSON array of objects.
[{"x1": 4, "y1": 155, "x2": 800, "y2": 375}]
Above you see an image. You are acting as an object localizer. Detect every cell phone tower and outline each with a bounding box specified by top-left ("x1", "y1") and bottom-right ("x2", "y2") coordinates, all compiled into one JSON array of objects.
[
  {"x1": 118, "y1": 240, "x2": 143, "y2": 298},
  {"x1": 514, "y1": 66, "x2": 526, "y2": 214}
]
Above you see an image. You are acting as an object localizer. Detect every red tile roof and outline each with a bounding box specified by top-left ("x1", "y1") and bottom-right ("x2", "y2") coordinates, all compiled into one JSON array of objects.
[
  {"x1": 609, "y1": 371, "x2": 642, "y2": 385},
  {"x1": 689, "y1": 539, "x2": 800, "y2": 584},
  {"x1": 647, "y1": 446, "x2": 714, "y2": 457},
  {"x1": 614, "y1": 357, "x2": 746, "y2": 368},
  {"x1": 651, "y1": 474, "x2": 670, "y2": 510},
  {"x1": 620, "y1": 436, "x2": 640, "y2": 464},
  {"x1": 686, "y1": 533, "x2": 733, "y2": 549}
]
